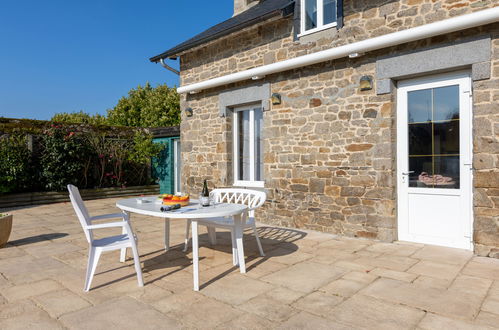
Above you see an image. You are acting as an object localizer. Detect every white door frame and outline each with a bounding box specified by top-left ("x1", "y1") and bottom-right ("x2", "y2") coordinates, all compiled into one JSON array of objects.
[{"x1": 396, "y1": 71, "x2": 473, "y2": 250}]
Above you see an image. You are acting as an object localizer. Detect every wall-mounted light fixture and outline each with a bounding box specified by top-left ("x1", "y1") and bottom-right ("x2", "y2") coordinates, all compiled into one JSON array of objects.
[
  {"x1": 185, "y1": 107, "x2": 193, "y2": 117},
  {"x1": 271, "y1": 93, "x2": 282, "y2": 105},
  {"x1": 359, "y1": 76, "x2": 373, "y2": 91}
]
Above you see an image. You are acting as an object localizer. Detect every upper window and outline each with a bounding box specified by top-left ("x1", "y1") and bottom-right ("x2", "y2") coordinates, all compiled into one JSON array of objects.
[
  {"x1": 300, "y1": 0, "x2": 337, "y2": 36},
  {"x1": 233, "y1": 105, "x2": 264, "y2": 188}
]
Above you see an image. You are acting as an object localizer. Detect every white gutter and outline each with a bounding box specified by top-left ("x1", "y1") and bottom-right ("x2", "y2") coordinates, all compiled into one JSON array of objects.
[{"x1": 177, "y1": 6, "x2": 499, "y2": 94}]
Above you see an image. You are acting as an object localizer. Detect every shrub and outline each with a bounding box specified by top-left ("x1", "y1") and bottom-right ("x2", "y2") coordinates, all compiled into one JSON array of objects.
[
  {"x1": 0, "y1": 134, "x2": 33, "y2": 193},
  {"x1": 40, "y1": 125, "x2": 93, "y2": 191}
]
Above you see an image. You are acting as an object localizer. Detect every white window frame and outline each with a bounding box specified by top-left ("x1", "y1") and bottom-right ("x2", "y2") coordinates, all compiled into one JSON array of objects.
[
  {"x1": 173, "y1": 139, "x2": 181, "y2": 194},
  {"x1": 232, "y1": 105, "x2": 265, "y2": 188},
  {"x1": 299, "y1": 0, "x2": 338, "y2": 37}
]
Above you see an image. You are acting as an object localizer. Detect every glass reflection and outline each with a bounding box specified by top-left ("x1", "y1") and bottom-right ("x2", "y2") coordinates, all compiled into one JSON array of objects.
[
  {"x1": 434, "y1": 85, "x2": 459, "y2": 121},
  {"x1": 433, "y1": 156, "x2": 460, "y2": 189},
  {"x1": 305, "y1": 0, "x2": 317, "y2": 30},
  {"x1": 254, "y1": 108, "x2": 264, "y2": 182},
  {"x1": 409, "y1": 156, "x2": 432, "y2": 188},
  {"x1": 409, "y1": 123, "x2": 432, "y2": 155},
  {"x1": 238, "y1": 111, "x2": 250, "y2": 181},
  {"x1": 323, "y1": 0, "x2": 337, "y2": 25},
  {"x1": 408, "y1": 89, "x2": 431, "y2": 123},
  {"x1": 434, "y1": 121, "x2": 459, "y2": 155}
]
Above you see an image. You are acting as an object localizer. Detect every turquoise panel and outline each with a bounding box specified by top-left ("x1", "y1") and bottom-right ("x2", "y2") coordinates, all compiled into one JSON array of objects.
[{"x1": 152, "y1": 137, "x2": 176, "y2": 194}]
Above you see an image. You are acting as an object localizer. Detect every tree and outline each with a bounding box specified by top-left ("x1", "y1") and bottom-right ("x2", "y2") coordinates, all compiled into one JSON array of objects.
[
  {"x1": 107, "y1": 83, "x2": 180, "y2": 127},
  {"x1": 51, "y1": 111, "x2": 107, "y2": 125},
  {"x1": 51, "y1": 83, "x2": 180, "y2": 128}
]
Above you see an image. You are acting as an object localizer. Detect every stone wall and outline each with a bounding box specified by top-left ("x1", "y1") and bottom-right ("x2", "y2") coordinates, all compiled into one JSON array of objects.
[
  {"x1": 472, "y1": 27, "x2": 499, "y2": 258},
  {"x1": 179, "y1": 0, "x2": 499, "y2": 256}
]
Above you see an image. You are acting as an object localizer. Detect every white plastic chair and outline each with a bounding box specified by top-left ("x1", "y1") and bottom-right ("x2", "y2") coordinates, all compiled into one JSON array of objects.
[
  {"x1": 67, "y1": 184, "x2": 143, "y2": 292},
  {"x1": 184, "y1": 188, "x2": 267, "y2": 262}
]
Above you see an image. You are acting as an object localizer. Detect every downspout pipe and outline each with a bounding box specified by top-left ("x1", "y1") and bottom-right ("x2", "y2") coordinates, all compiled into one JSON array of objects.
[
  {"x1": 177, "y1": 6, "x2": 499, "y2": 94},
  {"x1": 160, "y1": 58, "x2": 180, "y2": 75}
]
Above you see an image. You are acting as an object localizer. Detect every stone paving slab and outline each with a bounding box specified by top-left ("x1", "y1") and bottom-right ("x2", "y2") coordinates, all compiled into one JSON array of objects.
[{"x1": 0, "y1": 198, "x2": 498, "y2": 329}]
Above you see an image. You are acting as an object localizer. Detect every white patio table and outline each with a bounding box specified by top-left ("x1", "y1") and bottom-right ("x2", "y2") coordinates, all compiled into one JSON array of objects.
[{"x1": 116, "y1": 196, "x2": 248, "y2": 291}]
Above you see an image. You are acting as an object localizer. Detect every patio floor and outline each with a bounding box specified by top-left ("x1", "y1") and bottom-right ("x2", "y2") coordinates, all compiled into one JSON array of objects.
[{"x1": 1, "y1": 197, "x2": 499, "y2": 329}]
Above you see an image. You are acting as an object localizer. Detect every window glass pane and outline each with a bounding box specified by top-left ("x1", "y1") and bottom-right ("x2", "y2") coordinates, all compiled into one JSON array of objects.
[
  {"x1": 433, "y1": 156, "x2": 459, "y2": 189},
  {"x1": 408, "y1": 89, "x2": 432, "y2": 123},
  {"x1": 409, "y1": 156, "x2": 432, "y2": 188},
  {"x1": 323, "y1": 0, "x2": 337, "y2": 25},
  {"x1": 434, "y1": 85, "x2": 459, "y2": 121},
  {"x1": 254, "y1": 108, "x2": 263, "y2": 181},
  {"x1": 305, "y1": 0, "x2": 317, "y2": 30},
  {"x1": 434, "y1": 121, "x2": 459, "y2": 155},
  {"x1": 237, "y1": 111, "x2": 250, "y2": 181},
  {"x1": 408, "y1": 123, "x2": 432, "y2": 156}
]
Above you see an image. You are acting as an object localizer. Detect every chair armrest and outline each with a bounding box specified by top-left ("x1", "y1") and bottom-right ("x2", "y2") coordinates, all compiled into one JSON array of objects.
[
  {"x1": 87, "y1": 221, "x2": 127, "y2": 230},
  {"x1": 89, "y1": 213, "x2": 124, "y2": 221}
]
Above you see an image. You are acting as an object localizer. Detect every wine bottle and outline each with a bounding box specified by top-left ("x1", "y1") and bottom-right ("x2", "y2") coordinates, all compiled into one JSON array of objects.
[{"x1": 201, "y1": 179, "x2": 210, "y2": 206}]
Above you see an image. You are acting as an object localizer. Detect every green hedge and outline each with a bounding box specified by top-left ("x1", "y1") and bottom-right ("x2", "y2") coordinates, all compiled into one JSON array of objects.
[{"x1": 0, "y1": 123, "x2": 164, "y2": 193}]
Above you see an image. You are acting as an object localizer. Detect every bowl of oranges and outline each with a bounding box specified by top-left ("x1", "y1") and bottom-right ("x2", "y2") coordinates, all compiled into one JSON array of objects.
[{"x1": 158, "y1": 194, "x2": 190, "y2": 207}]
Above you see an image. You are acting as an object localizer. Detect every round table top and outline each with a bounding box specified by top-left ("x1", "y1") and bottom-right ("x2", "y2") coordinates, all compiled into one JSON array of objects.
[{"x1": 116, "y1": 196, "x2": 247, "y2": 219}]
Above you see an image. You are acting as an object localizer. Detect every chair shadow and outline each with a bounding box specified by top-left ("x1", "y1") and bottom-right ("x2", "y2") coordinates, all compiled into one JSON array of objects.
[
  {"x1": 90, "y1": 226, "x2": 307, "y2": 290},
  {"x1": 7, "y1": 233, "x2": 69, "y2": 246}
]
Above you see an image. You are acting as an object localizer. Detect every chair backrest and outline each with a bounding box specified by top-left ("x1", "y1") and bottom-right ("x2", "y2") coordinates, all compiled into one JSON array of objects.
[
  {"x1": 67, "y1": 184, "x2": 93, "y2": 243},
  {"x1": 210, "y1": 188, "x2": 266, "y2": 218}
]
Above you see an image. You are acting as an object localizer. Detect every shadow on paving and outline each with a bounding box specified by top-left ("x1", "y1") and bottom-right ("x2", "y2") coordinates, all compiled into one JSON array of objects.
[{"x1": 7, "y1": 233, "x2": 69, "y2": 246}]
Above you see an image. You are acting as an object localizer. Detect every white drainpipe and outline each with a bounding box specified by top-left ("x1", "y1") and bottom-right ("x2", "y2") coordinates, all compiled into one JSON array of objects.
[{"x1": 177, "y1": 6, "x2": 499, "y2": 94}]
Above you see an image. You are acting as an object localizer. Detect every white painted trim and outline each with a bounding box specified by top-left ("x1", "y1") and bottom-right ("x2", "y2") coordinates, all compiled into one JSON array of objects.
[
  {"x1": 397, "y1": 71, "x2": 473, "y2": 250},
  {"x1": 299, "y1": 0, "x2": 338, "y2": 37},
  {"x1": 232, "y1": 105, "x2": 265, "y2": 187},
  {"x1": 177, "y1": 7, "x2": 499, "y2": 94}
]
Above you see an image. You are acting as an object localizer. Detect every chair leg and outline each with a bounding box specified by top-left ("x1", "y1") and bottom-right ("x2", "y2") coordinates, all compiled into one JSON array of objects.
[
  {"x1": 84, "y1": 247, "x2": 101, "y2": 292},
  {"x1": 121, "y1": 211, "x2": 129, "y2": 262},
  {"x1": 207, "y1": 226, "x2": 217, "y2": 245},
  {"x1": 230, "y1": 229, "x2": 238, "y2": 266},
  {"x1": 253, "y1": 224, "x2": 265, "y2": 257},
  {"x1": 183, "y1": 220, "x2": 191, "y2": 252},
  {"x1": 130, "y1": 243, "x2": 144, "y2": 287},
  {"x1": 120, "y1": 247, "x2": 127, "y2": 263}
]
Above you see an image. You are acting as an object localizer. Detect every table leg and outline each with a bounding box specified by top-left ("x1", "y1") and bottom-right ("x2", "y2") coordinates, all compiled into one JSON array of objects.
[
  {"x1": 192, "y1": 219, "x2": 199, "y2": 291},
  {"x1": 234, "y1": 213, "x2": 246, "y2": 273},
  {"x1": 120, "y1": 211, "x2": 129, "y2": 262},
  {"x1": 164, "y1": 218, "x2": 170, "y2": 251}
]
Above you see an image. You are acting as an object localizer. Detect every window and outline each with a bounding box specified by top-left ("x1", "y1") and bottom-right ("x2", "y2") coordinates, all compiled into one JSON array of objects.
[
  {"x1": 233, "y1": 105, "x2": 264, "y2": 187},
  {"x1": 300, "y1": 0, "x2": 337, "y2": 36}
]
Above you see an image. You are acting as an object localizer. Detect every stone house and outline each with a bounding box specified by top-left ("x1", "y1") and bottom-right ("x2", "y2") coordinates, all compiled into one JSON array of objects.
[{"x1": 150, "y1": 0, "x2": 499, "y2": 257}]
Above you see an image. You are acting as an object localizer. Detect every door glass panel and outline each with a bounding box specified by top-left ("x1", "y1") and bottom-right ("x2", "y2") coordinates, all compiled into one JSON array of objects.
[
  {"x1": 407, "y1": 86, "x2": 460, "y2": 189},
  {"x1": 323, "y1": 0, "x2": 337, "y2": 25},
  {"x1": 434, "y1": 85, "x2": 459, "y2": 121},
  {"x1": 408, "y1": 89, "x2": 432, "y2": 123},
  {"x1": 305, "y1": 0, "x2": 317, "y2": 30},
  {"x1": 409, "y1": 156, "x2": 432, "y2": 188},
  {"x1": 434, "y1": 121, "x2": 459, "y2": 155},
  {"x1": 433, "y1": 156, "x2": 459, "y2": 189},
  {"x1": 409, "y1": 123, "x2": 432, "y2": 155}
]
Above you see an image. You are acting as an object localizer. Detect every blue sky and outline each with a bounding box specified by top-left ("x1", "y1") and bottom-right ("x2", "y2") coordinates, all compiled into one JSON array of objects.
[{"x1": 0, "y1": 0, "x2": 232, "y2": 120}]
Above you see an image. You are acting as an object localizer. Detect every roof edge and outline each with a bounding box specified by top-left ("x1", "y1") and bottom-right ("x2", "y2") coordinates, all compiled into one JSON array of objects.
[{"x1": 149, "y1": 1, "x2": 294, "y2": 63}]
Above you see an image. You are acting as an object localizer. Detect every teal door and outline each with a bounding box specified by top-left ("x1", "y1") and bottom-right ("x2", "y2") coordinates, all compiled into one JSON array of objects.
[{"x1": 152, "y1": 137, "x2": 177, "y2": 194}]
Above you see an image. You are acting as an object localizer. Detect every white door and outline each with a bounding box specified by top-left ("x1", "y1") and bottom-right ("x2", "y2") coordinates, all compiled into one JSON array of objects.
[{"x1": 397, "y1": 72, "x2": 473, "y2": 250}]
